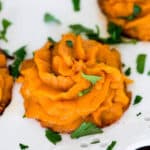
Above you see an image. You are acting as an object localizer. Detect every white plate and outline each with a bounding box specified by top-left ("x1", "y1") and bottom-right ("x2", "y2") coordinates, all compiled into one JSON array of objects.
[{"x1": 0, "y1": 0, "x2": 150, "y2": 150}]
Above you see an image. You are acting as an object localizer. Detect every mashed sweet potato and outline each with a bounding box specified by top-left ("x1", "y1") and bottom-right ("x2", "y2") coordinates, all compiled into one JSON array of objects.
[
  {"x1": 99, "y1": 0, "x2": 150, "y2": 41},
  {"x1": 18, "y1": 33, "x2": 132, "y2": 133},
  {"x1": 0, "y1": 52, "x2": 13, "y2": 114}
]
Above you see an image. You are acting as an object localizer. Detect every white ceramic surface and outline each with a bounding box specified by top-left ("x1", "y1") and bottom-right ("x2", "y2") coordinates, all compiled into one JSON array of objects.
[{"x1": 0, "y1": 0, "x2": 150, "y2": 150}]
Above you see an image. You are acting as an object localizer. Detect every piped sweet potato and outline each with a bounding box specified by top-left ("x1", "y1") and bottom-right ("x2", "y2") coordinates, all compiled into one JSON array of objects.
[
  {"x1": 18, "y1": 33, "x2": 132, "y2": 133},
  {"x1": 99, "y1": 0, "x2": 150, "y2": 41},
  {"x1": 0, "y1": 52, "x2": 13, "y2": 114}
]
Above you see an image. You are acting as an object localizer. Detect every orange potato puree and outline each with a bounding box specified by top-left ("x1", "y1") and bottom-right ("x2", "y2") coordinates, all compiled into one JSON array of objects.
[
  {"x1": 0, "y1": 52, "x2": 13, "y2": 114},
  {"x1": 99, "y1": 0, "x2": 150, "y2": 41},
  {"x1": 18, "y1": 33, "x2": 132, "y2": 133}
]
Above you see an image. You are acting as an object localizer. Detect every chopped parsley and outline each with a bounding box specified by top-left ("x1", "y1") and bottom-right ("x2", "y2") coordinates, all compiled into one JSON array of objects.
[
  {"x1": 0, "y1": 19, "x2": 12, "y2": 42},
  {"x1": 120, "y1": 4, "x2": 141, "y2": 21},
  {"x1": 9, "y1": 46, "x2": 27, "y2": 78},
  {"x1": 45, "y1": 129, "x2": 62, "y2": 145},
  {"x1": 147, "y1": 70, "x2": 150, "y2": 76},
  {"x1": 71, "y1": 122, "x2": 103, "y2": 139},
  {"x1": 136, "y1": 54, "x2": 147, "y2": 74},
  {"x1": 124, "y1": 67, "x2": 131, "y2": 76},
  {"x1": 78, "y1": 73, "x2": 101, "y2": 96},
  {"x1": 0, "y1": 1, "x2": 2, "y2": 11},
  {"x1": 19, "y1": 143, "x2": 29, "y2": 150},
  {"x1": 133, "y1": 95, "x2": 143, "y2": 105},
  {"x1": 81, "y1": 72, "x2": 101, "y2": 85},
  {"x1": 78, "y1": 87, "x2": 92, "y2": 97},
  {"x1": 90, "y1": 139, "x2": 100, "y2": 144},
  {"x1": 106, "y1": 141, "x2": 117, "y2": 150},
  {"x1": 69, "y1": 23, "x2": 136, "y2": 44},
  {"x1": 66, "y1": 40, "x2": 73, "y2": 48},
  {"x1": 136, "y1": 112, "x2": 142, "y2": 117},
  {"x1": 72, "y1": 0, "x2": 80, "y2": 11},
  {"x1": 44, "y1": 13, "x2": 61, "y2": 24},
  {"x1": 69, "y1": 24, "x2": 94, "y2": 35},
  {"x1": 47, "y1": 37, "x2": 56, "y2": 43}
]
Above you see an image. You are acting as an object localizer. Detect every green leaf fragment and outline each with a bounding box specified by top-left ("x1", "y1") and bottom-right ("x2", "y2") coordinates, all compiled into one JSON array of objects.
[
  {"x1": 9, "y1": 46, "x2": 26, "y2": 78},
  {"x1": 0, "y1": 19, "x2": 12, "y2": 42},
  {"x1": 124, "y1": 67, "x2": 131, "y2": 76},
  {"x1": 106, "y1": 141, "x2": 117, "y2": 150},
  {"x1": 66, "y1": 40, "x2": 73, "y2": 48},
  {"x1": 45, "y1": 129, "x2": 62, "y2": 145},
  {"x1": 72, "y1": 0, "x2": 80, "y2": 11},
  {"x1": 78, "y1": 87, "x2": 92, "y2": 97},
  {"x1": 136, "y1": 112, "x2": 142, "y2": 117},
  {"x1": 19, "y1": 143, "x2": 29, "y2": 150},
  {"x1": 0, "y1": 1, "x2": 2, "y2": 11},
  {"x1": 133, "y1": 95, "x2": 143, "y2": 105},
  {"x1": 81, "y1": 72, "x2": 101, "y2": 85},
  {"x1": 44, "y1": 13, "x2": 61, "y2": 24},
  {"x1": 136, "y1": 54, "x2": 147, "y2": 74},
  {"x1": 71, "y1": 122, "x2": 103, "y2": 139},
  {"x1": 120, "y1": 4, "x2": 141, "y2": 21}
]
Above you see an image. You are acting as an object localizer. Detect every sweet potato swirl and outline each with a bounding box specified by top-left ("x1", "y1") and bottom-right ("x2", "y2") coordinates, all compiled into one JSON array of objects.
[
  {"x1": 18, "y1": 34, "x2": 132, "y2": 132},
  {"x1": 0, "y1": 52, "x2": 13, "y2": 114},
  {"x1": 99, "y1": 0, "x2": 150, "y2": 40}
]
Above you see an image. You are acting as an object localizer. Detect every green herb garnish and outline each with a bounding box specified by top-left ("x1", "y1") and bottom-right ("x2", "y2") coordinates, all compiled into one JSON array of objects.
[
  {"x1": 72, "y1": 0, "x2": 80, "y2": 11},
  {"x1": 124, "y1": 67, "x2": 131, "y2": 76},
  {"x1": 0, "y1": 19, "x2": 11, "y2": 42},
  {"x1": 66, "y1": 40, "x2": 73, "y2": 48},
  {"x1": 71, "y1": 122, "x2": 103, "y2": 139},
  {"x1": 81, "y1": 72, "x2": 101, "y2": 85},
  {"x1": 90, "y1": 139, "x2": 100, "y2": 144},
  {"x1": 45, "y1": 129, "x2": 62, "y2": 145},
  {"x1": 120, "y1": 4, "x2": 141, "y2": 21},
  {"x1": 78, "y1": 87, "x2": 92, "y2": 97},
  {"x1": 136, "y1": 54, "x2": 147, "y2": 74},
  {"x1": 136, "y1": 112, "x2": 142, "y2": 117},
  {"x1": 9, "y1": 46, "x2": 26, "y2": 78},
  {"x1": 0, "y1": 1, "x2": 2, "y2": 11},
  {"x1": 69, "y1": 23, "x2": 136, "y2": 44},
  {"x1": 69, "y1": 24, "x2": 94, "y2": 35},
  {"x1": 19, "y1": 143, "x2": 29, "y2": 150},
  {"x1": 48, "y1": 37, "x2": 56, "y2": 43},
  {"x1": 133, "y1": 95, "x2": 143, "y2": 105},
  {"x1": 147, "y1": 70, "x2": 150, "y2": 76},
  {"x1": 44, "y1": 13, "x2": 61, "y2": 24},
  {"x1": 102, "y1": 22, "x2": 122, "y2": 44},
  {"x1": 106, "y1": 141, "x2": 117, "y2": 150}
]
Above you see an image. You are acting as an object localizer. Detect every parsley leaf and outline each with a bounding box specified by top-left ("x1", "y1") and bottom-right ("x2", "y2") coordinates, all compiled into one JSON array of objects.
[
  {"x1": 133, "y1": 95, "x2": 143, "y2": 105},
  {"x1": 136, "y1": 112, "x2": 142, "y2": 117},
  {"x1": 45, "y1": 129, "x2": 62, "y2": 145},
  {"x1": 69, "y1": 23, "x2": 136, "y2": 44},
  {"x1": 66, "y1": 40, "x2": 73, "y2": 48},
  {"x1": 106, "y1": 141, "x2": 117, "y2": 150},
  {"x1": 72, "y1": 0, "x2": 80, "y2": 11},
  {"x1": 0, "y1": 19, "x2": 11, "y2": 42},
  {"x1": 0, "y1": 1, "x2": 2, "y2": 11},
  {"x1": 44, "y1": 13, "x2": 61, "y2": 24},
  {"x1": 9, "y1": 46, "x2": 27, "y2": 78},
  {"x1": 69, "y1": 24, "x2": 94, "y2": 35},
  {"x1": 147, "y1": 70, "x2": 150, "y2": 76},
  {"x1": 136, "y1": 54, "x2": 147, "y2": 74},
  {"x1": 120, "y1": 4, "x2": 141, "y2": 21},
  {"x1": 19, "y1": 143, "x2": 29, "y2": 150},
  {"x1": 78, "y1": 87, "x2": 92, "y2": 97},
  {"x1": 71, "y1": 122, "x2": 103, "y2": 139},
  {"x1": 81, "y1": 72, "x2": 101, "y2": 85},
  {"x1": 124, "y1": 67, "x2": 131, "y2": 76},
  {"x1": 90, "y1": 139, "x2": 100, "y2": 144},
  {"x1": 47, "y1": 37, "x2": 56, "y2": 43}
]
